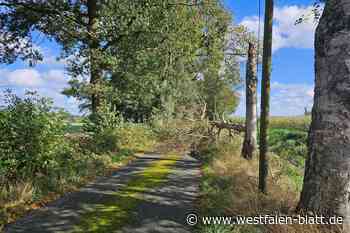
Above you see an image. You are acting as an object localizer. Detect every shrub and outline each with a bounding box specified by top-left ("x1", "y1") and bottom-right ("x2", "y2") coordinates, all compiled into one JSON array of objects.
[
  {"x1": 268, "y1": 128, "x2": 307, "y2": 168},
  {"x1": 117, "y1": 123, "x2": 156, "y2": 152},
  {"x1": 83, "y1": 103, "x2": 122, "y2": 153},
  {"x1": 0, "y1": 91, "x2": 67, "y2": 187}
]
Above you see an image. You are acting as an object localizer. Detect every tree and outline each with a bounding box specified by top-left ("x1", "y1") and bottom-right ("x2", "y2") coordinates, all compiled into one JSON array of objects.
[
  {"x1": 242, "y1": 42, "x2": 257, "y2": 160},
  {"x1": 259, "y1": 0, "x2": 274, "y2": 194},
  {"x1": 196, "y1": 5, "x2": 241, "y2": 121},
  {"x1": 0, "y1": 0, "x2": 108, "y2": 113},
  {"x1": 297, "y1": 0, "x2": 350, "y2": 225},
  {"x1": 0, "y1": 0, "x2": 239, "y2": 121}
]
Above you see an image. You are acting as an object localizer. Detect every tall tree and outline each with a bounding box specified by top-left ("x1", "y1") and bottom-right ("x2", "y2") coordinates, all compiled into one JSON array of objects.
[
  {"x1": 259, "y1": 0, "x2": 274, "y2": 194},
  {"x1": 87, "y1": 0, "x2": 101, "y2": 113},
  {"x1": 0, "y1": 0, "x2": 107, "y2": 113},
  {"x1": 297, "y1": 0, "x2": 350, "y2": 226},
  {"x1": 197, "y1": 5, "x2": 241, "y2": 121},
  {"x1": 0, "y1": 0, "x2": 239, "y2": 120},
  {"x1": 242, "y1": 42, "x2": 257, "y2": 160}
]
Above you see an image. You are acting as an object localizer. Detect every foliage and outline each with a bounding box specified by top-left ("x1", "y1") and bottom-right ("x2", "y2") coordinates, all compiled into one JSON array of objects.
[
  {"x1": 117, "y1": 123, "x2": 156, "y2": 152},
  {"x1": 0, "y1": 91, "x2": 67, "y2": 186},
  {"x1": 0, "y1": 0, "x2": 241, "y2": 120},
  {"x1": 83, "y1": 102, "x2": 122, "y2": 153},
  {"x1": 268, "y1": 128, "x2": 307, "y2": 168},
  {"x1": 295, "y1": 0, "x2": 324, "y2": 24},
  {"x1": 0, "y1": 90, "x2": 159, "y2": 229}
]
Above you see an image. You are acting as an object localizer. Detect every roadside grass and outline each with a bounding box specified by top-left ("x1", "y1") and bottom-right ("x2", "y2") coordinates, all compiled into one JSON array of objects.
[
  {"x1": 196, "y1": 135, "x2": 342, "y2": 233},
  {"x1": 0, "y1": 123, "x2": 157, "y2": 231}
]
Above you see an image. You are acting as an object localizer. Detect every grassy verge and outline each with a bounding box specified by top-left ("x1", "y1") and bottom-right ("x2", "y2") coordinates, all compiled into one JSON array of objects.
[
  {"x1": 0, "y1": 123, "x2": 157, "y2": 231},
  {"x1": 195, "y1": 135, "x2": 341, "y2": 233}
]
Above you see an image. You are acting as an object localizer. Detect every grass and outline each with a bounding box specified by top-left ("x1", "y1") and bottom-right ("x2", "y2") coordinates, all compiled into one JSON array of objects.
[
  {"x1": 196, "y1": 135, "x2": 342, "y2": 233},
  {"x1": 0, "y1": 122, "x2": 157, "y2": 231},
  {"x1": 229, "y1": 116, "x2": 311, "y2": 132}
]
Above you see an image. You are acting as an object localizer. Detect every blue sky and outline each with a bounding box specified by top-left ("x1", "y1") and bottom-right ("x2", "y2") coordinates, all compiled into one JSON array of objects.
[
  {"x1": 226, "y1": 0, "x2": 318, "y2": 116},
  {"x1": 0, "y1": 0, "x2": 319, "y2": 116}
]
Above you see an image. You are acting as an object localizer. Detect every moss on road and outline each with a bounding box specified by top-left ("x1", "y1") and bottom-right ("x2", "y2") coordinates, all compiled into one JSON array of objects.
[{"x1": 73, "y1": 153, "x2": 180, "y2": 232}]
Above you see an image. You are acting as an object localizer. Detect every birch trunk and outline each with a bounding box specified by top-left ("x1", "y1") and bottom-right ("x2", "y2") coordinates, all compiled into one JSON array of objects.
[{"x1": 298, "y1": 0, "x2": 350, "y2": 227}]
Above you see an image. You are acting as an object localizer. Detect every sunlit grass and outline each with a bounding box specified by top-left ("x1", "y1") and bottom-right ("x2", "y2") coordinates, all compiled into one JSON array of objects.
[
  {"x1": 229, "y1": 116, "x2": 311, "y2": 131},
  {"x1": 197, "y1": 136, "x2": 342, "y2": 233}
]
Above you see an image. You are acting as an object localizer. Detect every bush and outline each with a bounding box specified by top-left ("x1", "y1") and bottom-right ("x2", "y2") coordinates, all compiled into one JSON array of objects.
[
  {"x1": 0, "y1": 91, "x2": 67, "y2": 187},
  {"x1": 83, "y1": 103, "x2": 122, "y2": 153},
  {"x1": 117, "y1": 123, "x2": 156, "y2": 152}
]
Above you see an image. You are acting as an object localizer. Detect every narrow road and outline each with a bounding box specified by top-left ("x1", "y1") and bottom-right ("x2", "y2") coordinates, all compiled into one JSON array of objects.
[{"x1": 4, "y1": 153, "x2": 201, "y2": 233}]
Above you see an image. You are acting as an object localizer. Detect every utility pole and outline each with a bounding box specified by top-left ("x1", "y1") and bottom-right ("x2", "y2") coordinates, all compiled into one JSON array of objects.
[{"x1": 259, "y1": 0, "x2": 274, "y2": 194}]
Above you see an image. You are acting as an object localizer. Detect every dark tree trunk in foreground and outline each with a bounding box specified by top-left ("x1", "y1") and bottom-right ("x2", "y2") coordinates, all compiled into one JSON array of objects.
[
  {"x1": 87, "y1": 0, "x2": 101, "y2": 113},
  {"x1": 259, "y1": 0, "x2": 273, "y2": 194},
  {"x1": 298, "y1": 0, "x2": 350, "y2": 227},
  {"x1": 242, "y1": 43, "x2": 258, "y2": 160}
]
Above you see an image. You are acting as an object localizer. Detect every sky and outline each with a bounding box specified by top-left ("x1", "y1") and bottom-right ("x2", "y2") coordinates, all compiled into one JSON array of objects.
[{"x1": 0, "y1": 0, "x2": 320, "y2": 116}]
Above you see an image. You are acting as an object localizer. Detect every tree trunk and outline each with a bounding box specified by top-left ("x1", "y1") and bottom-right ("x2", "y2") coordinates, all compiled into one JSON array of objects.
[
  {"x1": 242, "y1": 42, "x2": 258, "y2": 160},
  {"x1": 259, "y1": 0, "x2": 273, "y2": 194},
  {"x1": 298, "y1": 0, "x2": 350, "y2": 226},
  {"x1": 87, "y1": 0, "x2": 101, "y2": 113}
]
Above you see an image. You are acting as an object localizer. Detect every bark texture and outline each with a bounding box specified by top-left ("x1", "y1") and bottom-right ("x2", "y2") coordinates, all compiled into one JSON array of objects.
[
  {"x1": 242, "y1": 43, "x2": 258, "y2": 160},
  {"x1": 87, "y1": 0, "x2": 101, "y2": 113},
  {"x1": 259, "y1": 0, "x2": 273, "y2": 194},
  {"x1": 298, "y1": 0, "x2": 350, "y2": 224}
]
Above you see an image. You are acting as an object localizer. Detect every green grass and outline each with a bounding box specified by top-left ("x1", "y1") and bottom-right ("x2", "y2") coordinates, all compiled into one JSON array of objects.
[
  {"x1": 229, "y1": 115, "x2": 311, "y2": 132},
  {"x1": 268, "y1": 128, "x2": 307, "y2": 168},
  {"x1": 111, "y1": 148, "x2": 135, "y2": 163},
  {"x1": 65, "y1": 122, "x2": 84, "y2": 134},
  {"x1": 230, "y1": 116, "x2": 309, "y2": 168}
]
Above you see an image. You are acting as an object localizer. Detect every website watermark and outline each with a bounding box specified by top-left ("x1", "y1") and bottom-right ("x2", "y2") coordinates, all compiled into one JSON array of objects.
[{"x1": 186, "y1": 213, "x2": 343, "y2": 226}]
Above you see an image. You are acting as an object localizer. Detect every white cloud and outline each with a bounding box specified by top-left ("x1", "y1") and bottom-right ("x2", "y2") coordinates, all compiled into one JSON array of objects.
[
  {"x1": 234, "y1": 82, "x2": 314, "y2": 116},
  {"x1": 0, "y1": 68, "x2": 68, "y2": 88},
  {"x1": 240, "y1": 5, "x2": 322, "y2": 52},
  {"x1": 43, "y1": 69, "x2": 68, "y2": 85},
  {"x1": 0, "y1": 67, "x2": 80, "y2": 114},
  {"x1": 7, "y1": 69, "x2": 43, "y2": 87}
]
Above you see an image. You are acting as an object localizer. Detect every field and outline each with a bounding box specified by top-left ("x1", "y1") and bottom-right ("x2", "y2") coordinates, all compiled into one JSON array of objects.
[{"x1": 229, "y1": 115, "x2": 310, "y2": 167}]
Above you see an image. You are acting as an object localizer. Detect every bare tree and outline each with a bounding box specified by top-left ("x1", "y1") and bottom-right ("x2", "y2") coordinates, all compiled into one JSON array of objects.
[{"x1": 242, "y1": 42, "x2": 257, "y2": 160}]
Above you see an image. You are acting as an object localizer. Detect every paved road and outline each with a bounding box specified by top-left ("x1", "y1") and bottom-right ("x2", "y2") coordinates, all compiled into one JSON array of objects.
[{"x1": 4, "y1": 153, "x2": 201, "y2": 233}]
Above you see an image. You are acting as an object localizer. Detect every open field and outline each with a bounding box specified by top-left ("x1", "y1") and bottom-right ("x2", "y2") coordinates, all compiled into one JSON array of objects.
[{"x1": 229, "y1": 115, "x2": 311, "y2": 131}]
